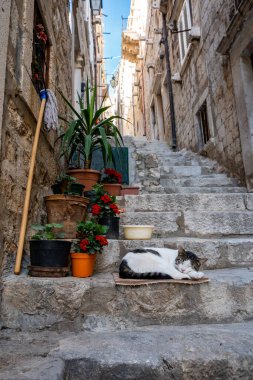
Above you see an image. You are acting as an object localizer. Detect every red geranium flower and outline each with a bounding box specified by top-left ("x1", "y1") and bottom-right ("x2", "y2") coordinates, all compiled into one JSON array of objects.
[
  {"x1": 101, "y1": 194, "x2": 112, "y2": 204},
  {"x1": 95, "y1": 235, "x2": 108, "y2": 246},
  {"x1": 109, "y1": 203, "x2": 120, "y2": 214},
  {"x1": 92, "y1": 204, "x2": 101, "y2": 215},
  {"x1": 80, "y1": 239, "x2": 89, "y2": 252}
]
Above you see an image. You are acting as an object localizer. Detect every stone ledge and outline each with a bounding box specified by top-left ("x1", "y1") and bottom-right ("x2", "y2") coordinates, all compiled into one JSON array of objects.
[{"x1": 1, "y1": 267, "x2": 253, "y2": 331}]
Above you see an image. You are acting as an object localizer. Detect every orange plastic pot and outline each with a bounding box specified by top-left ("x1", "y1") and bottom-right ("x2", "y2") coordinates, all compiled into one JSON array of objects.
[
  {"x1": 70, "y1": 253, "x2": 96, "y2": 278},
  {"x1": 67, "y1": 169, "x2": 100, "y2": 191},
  {"x1": 103, "y1": 183, "x2": 122, "y2": 196}
]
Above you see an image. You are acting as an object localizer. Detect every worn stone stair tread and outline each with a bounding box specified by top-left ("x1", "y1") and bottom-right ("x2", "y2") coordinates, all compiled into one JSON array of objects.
[
  {"x1": 93, "y1": 236, "x2": 253, "y2": 273},
  {"x1": 123, "y1": 193, "x2": 253, "y2": 212},
  {"x1": 121, "y1": 210, "x2": 253, "y2": 237},
  {"x1": 2, "y1": 267, "x2": 253, "y2": 331},
  {"x1": 1, "y1": 322, "x2": 253, "y2": 380},
  {"x1": 163, "y1": 186, "x2": 247, "y2": 193}
]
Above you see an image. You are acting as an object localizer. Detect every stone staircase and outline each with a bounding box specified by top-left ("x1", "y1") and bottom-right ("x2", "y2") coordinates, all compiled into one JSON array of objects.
[{"x1": 1, "y1": 137, "x2": 253, "y2": 379}]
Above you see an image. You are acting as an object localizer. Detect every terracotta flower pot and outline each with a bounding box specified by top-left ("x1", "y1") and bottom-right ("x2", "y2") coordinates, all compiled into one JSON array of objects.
[
  {"x1": 67, "y1": 169, "x2": 100, "y2": 191},
  {"x1": 71, "y1": 253, "x2": 96, "y2": 277},
  {"x1": 103, "y1": 183, "x2": 122, "y2": 196},
  {"x1": 45, "y1": 195, "x2": 89, "y2": 239}
]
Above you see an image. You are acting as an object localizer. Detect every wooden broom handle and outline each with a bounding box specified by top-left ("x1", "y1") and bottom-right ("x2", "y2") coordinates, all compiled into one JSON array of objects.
[{"x1": 14, "y1": 95, "x2": 47, "y2": 274}]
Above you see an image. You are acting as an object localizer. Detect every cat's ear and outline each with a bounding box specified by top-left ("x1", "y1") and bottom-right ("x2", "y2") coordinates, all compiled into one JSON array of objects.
[
  {"x1": 177, "y1": 245, "x2": 185, "y2": 255},
  {"x1": 198, "y1": 258, "x2": 208, "y2": 267}
]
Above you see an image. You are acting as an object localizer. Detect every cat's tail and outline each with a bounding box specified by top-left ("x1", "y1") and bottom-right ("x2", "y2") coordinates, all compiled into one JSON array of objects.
[{"x1": 119, "y1": 259, "x2": 172, "y2": 279}]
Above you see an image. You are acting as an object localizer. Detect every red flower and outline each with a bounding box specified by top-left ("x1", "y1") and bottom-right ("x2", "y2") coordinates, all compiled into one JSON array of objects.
[
  {"x1": 92, "y1": 204, "x2": 101, "y2": 216},
  {"x1": 80, "y1": 239, "x2": 89, "y2": 252},
  {"x1": 104, "y1": 168, "x2": 122, "y2": 184},
  {"x1": 109, "y1": 203, "x2": 120, "y2": 214},
  {"x1": 101, "y1": 194, "x2": 112, "y2": 204},
  {"x1": 95, "y1": 235, "x2": 108, "y2": 246},
  {"x1": 34, "y1": 73, "x2": 39, "y2": 81}
]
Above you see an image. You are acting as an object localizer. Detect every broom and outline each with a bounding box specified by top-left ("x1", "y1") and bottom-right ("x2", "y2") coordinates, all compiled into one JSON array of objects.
[{"x1": 14, "y1": 89, "x2": 58, "y2": 274}]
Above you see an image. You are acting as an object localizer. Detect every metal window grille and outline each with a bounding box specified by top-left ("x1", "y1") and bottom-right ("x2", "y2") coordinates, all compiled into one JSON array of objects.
[
  {"x1": 178, "y1": 0, "x2": 192, "y2": 63},
  {"x1": 197, "y1": 101, "x2": 210, "y2": 146},
  {"x1": 31, "y1": 2, "x2": 50, "y2": 94}
]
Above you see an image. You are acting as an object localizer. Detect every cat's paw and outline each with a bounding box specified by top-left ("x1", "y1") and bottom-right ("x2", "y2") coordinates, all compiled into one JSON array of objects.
[{"x1": 190, "y1": 271, "x2": 205, "y2": 280}]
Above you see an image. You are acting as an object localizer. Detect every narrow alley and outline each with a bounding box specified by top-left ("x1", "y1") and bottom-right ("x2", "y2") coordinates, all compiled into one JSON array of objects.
[{"x1": 0, "y1": 1, "x2": 253, "y2": 379}]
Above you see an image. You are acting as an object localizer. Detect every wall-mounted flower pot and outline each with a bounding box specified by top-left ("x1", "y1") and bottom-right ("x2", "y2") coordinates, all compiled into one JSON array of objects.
[
  {"x1": 99, "y1": 215, "x2": 119, "y2": 239},
  {"x1": 30, "y1": 240, "x2": 71, "y2": 268},
  {"x1": 67, "y1": 169, "x2": 100, "y2": 191},
  {"x1": 102, "y1": 183, "x2": 122, "y2": 196},
  {"x1": 71, "y1": 253, "x2": 96, "y2": 277},
  {"x1": 45, "y1": 195, "x2": 89, "y2": 239},
  {"x1": 121, "y1": 186, "x2": 140, "y2": 196}
]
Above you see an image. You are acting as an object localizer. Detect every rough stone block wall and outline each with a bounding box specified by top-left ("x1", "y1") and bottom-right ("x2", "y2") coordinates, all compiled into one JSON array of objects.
[
  {"x1": 0, "y1": 0, "x2": 72, "y2": 273},
  {"x1": 170, "y1": 0, "x2": 245, "y2": 181}
]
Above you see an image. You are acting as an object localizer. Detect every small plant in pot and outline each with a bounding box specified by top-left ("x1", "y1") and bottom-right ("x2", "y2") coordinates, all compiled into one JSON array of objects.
[
  {"x1": 29, "y1": 223, "x2": 72, "y2": 277},
  {"x1": 101, "y1": 168, "x2": 122, "y2": 196},
  {"x1": 51, "y1": 173, "x2": 85, "y2": 196},
  {"x1": 57, "y1": 80, "x2": 124, "y2": 191},
  {"x1": 71, "y1": 220, "x2": 108, "y2": 278},
  {"x1": 90, "y1": 184, "x2": 121, "y2": 239}
]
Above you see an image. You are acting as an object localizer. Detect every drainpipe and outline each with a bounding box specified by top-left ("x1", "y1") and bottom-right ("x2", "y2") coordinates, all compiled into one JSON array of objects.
[{"x1": 161, "y1": 12, "x2": 177, "y2": 150}]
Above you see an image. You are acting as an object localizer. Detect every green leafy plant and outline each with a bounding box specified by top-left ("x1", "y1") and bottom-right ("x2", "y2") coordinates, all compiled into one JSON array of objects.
[
  {"x1": 31, "y1": 223, "x2": 64, "y2": 240},
  {"x1": 54, "y1": 173, "x2": 77, "y2": 184},
  {"x1": 57, "y1": 81, "x2": 124, "y2": 169},
  {"x1": 73, "y1": 220, "x2": 108, "y2": 254}
]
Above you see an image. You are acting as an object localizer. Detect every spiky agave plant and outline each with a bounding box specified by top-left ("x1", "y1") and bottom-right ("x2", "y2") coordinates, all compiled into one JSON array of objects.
[{"x1": 57, "y1": 81, "x2": 124, "y2": 169}]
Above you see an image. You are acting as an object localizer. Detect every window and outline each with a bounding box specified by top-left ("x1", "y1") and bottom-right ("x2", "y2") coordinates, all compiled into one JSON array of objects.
[
  {"x1": 197, "y1": 101, "x2": 210, "y2": 147},
  {"x1": 31, "y1": 2, "x2": 50, "y2": 94},
  {"x1": 178, "y1": 0, "x2": 192, "y2": 63}
]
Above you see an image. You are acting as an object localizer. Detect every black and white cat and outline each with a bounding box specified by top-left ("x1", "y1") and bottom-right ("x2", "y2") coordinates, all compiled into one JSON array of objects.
[{"x1": 119, "y1": 246, "x2": 207, "y2": 280}]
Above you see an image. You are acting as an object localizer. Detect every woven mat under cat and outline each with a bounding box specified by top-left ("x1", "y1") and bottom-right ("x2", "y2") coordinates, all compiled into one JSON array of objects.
[{"x1": 113, "y1": 273, "x2": 209, "y2": 286}]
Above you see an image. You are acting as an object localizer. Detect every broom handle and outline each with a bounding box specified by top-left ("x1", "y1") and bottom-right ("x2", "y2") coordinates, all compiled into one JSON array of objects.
[{"x1": 15, "y1": 94, "x2": 47, "y2": 275}]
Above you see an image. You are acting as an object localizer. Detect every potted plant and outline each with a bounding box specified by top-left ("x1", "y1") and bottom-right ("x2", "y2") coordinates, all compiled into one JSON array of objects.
[
  {"x1": 71, "y1": 220, "x2": 108, "y2": 277},
  {"x1": 51, "y1": 173, "x2": 85, "y2": 196},
  {"x1": 57, "y1": 81, "x2": 124, "y2": 191},
  {"x1": 90, "y1": 184, "x2": 121, "y2": 239},
  {"x1": 29, "y1": 223, "x2": 72, "y2": 277},
  {"x1": 101, "y1": 168, "x2": 122, "y2": 196}
]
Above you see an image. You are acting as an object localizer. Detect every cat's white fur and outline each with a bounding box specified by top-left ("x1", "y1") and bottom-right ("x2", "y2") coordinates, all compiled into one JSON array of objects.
[{"x1": 123, "y1": 247, "x2": 205, "y2": 280}]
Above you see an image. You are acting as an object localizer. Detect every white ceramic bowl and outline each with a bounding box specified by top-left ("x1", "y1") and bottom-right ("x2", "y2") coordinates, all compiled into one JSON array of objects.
[{"x1": 122, "y1": 225, "x2": 154, "y2": 240}]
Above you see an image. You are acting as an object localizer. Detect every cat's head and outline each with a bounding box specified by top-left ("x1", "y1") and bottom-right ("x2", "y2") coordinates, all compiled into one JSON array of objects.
[{"x1": 175, "y1": 246, "x2": 207, "y2": 273}]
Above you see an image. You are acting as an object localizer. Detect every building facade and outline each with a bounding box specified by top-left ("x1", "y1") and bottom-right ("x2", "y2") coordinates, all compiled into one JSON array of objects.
[
  {"x1": 0, "y1": 0, "x2": 104, "y2": 273},
  {"x1": 122, "y1": 0, "x2": 253, "y2": 189}
]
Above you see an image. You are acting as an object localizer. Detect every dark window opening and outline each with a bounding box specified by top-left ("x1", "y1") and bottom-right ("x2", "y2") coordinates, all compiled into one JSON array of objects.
[
  {"x1": 197, "y1": 101, "x2": 210, "y2": 146},
  {"x1": 250, "y1": 52, "x2": 253, "y2": 72},
  {"x1": 31, "y1": 2, "x2": 50, "y2": 94}
]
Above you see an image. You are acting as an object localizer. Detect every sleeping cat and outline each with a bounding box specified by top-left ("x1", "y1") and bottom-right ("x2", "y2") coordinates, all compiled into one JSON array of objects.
[{"x1": 119, "y1": 246, "x2": 207, "y2": 280}]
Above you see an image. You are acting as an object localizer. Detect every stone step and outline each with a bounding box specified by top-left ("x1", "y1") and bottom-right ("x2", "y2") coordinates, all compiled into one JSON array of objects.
[
  {"x1": 161, "y1": 165, "x2": 214, "y2": 177},
  {"x1": 1, "y1": 322, "x2": 253, "y2": 380},
  {"x1": 163, "y1": 186, "x2": 247, "y2": 193},
  {"x1": 2, "y1": 268, "x2": 253, "y2": 331},
  {"x1": 123, "y1": 193, "x2": 253, "y2": 212},
  {"x1": 161, "y1": 176, "x2": 240, "y2": 187},
  {"x1": 95, "y1": 237, "x2": 253, "y2": 273},
  {"x1": 121, "y1": 211, "x2": 253, "y2": 237}
]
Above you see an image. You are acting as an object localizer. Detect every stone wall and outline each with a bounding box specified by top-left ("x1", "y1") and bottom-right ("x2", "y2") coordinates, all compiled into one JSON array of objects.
[
  {"x1": 0, "y1": 0, "x2": 72, "y2": 273},
  {"x1": 166, "y1": 0, "x2": 247, "y2": 181},
  {"x1": 133, "y1": 0, "x2": 253, "y2": 185}
]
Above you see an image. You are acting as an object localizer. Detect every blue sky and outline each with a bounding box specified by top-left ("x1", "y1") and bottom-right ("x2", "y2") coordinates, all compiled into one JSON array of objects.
[{"x1": 103, "y1": 0, "x2": 131, "y2": 83}]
